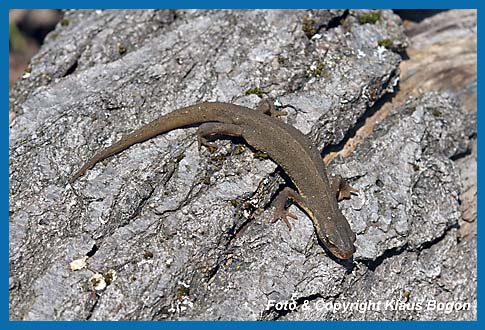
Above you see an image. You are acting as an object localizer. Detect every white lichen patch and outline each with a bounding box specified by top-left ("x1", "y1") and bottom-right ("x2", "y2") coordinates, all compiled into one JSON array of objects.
[
  {"x1": 69, "y1": 256, "x2": 88, "y2": 271},
  {"x1": 89, "y1": 273, "x2": 107, "y2": 291}
]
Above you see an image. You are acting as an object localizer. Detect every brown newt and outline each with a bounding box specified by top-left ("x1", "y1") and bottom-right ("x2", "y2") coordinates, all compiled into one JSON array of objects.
[{"x1": 70, "y1": 101, "x2": 357, "y2": 259}]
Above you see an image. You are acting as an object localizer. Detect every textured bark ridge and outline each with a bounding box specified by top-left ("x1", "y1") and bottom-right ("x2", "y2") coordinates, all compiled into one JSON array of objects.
[{"x1": 9, "y1": 10, "x2": 476, "y2": 320}]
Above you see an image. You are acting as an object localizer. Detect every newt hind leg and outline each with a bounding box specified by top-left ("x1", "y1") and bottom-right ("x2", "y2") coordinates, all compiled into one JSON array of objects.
[{"x1": 196, "y1": 122, "x2": 243, "y2": 151}]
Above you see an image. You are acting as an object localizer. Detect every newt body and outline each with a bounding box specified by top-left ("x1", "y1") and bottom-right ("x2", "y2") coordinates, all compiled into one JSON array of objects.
[{"x1": 71, "y1": 101, "x2": 356, "y2": 259}]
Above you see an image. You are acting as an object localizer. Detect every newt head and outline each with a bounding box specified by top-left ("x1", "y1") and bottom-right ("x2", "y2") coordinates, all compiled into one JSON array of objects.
[{"x1": 314, "y1": 208, "x2": 356, "y2": 260}]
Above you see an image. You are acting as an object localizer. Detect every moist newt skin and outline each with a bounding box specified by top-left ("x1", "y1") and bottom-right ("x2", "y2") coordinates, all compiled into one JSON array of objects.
[{"x1": 70, "y1": 101, "x2": 356, "y2": 259}]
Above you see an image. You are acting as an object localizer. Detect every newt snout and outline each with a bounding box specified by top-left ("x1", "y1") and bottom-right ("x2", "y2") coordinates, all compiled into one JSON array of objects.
[{"x1": 315, "y1": 209, "x2": 356, "y2": 260}]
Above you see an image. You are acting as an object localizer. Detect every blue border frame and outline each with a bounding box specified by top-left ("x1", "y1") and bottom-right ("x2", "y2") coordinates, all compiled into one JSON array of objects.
[
  {"x1": 0, "y1": 1, "x2": 482, "y2": 9},
  {"x1": 4, "y1": 0, "x2": 480, "y2": 327}
]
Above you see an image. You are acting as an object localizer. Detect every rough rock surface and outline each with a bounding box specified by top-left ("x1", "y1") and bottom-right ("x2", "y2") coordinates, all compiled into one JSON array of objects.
[
  {"x1": 9, "y1": 10, "x2": 475, "y2": 320},
  {"x1": 289, "y1": 93, "x2": 476, "y2": 320}
]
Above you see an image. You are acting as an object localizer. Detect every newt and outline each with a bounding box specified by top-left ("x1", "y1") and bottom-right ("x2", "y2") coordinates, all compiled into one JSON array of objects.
[{"x1": 70, "y1": 100, "x2": 357, "y2": 259}]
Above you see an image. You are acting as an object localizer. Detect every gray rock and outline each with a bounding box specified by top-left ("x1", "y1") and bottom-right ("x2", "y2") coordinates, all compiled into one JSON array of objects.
[
  {"x1": 9, "y1": 9, "x2": 474, "y2": 321},
  {"x1": 286, "y1": 93, "x2": 476, "y2": 320}
]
